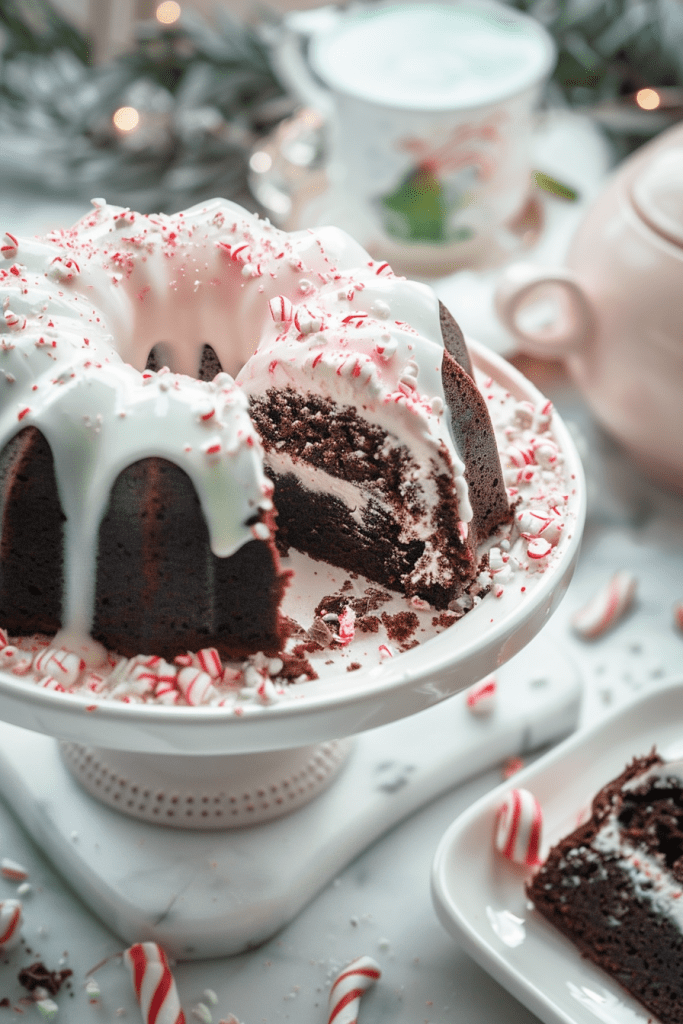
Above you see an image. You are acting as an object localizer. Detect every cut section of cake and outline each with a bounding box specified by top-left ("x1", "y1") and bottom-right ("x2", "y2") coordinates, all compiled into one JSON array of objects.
[{"x1": 527, "y1": 751, "x2": 683, "y2": 1024}]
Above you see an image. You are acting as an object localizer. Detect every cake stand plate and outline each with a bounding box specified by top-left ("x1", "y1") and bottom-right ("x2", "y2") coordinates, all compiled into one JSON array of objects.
[{"x1": 0, "y1": 632, "x2": 580, "y2": 960}]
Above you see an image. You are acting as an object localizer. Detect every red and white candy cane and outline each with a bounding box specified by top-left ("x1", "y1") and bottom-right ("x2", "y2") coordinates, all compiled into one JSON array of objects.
[
  {"x1": 466, "y1": 676, "x2": 496, "y2": 716},
  {"x1": 674, "y1": 602, "x2": 683, "y2": 633},
  {"x1": 124, "y1": 942, "x2": 185, "y2": 1024},
  {"x1": 495, "y1": 788, "x2": 543, "y2": 867},
  {"x1": 0, "y1": 898, "x2": 23, "y2": 949},
  {"x1": 571, "y1": 570, "x2": 637, "y2": 639},
  {"x1": 328, "y1": 955, "x2": 381, "y2": 1024}
]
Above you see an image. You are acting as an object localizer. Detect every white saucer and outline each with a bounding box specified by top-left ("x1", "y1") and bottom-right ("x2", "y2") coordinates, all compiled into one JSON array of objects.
[{"x1": 431, "y1": 680, "x2": 683, "y2": 1024}]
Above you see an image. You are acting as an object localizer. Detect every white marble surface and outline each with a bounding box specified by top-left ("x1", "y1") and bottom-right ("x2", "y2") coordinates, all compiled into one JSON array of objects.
[
  {"x1": 1, "y1": 189, "x2": 683, "y2": 1023},
  {"x1": 0, "y1": 633, "x2": 580, "y2": 963}
]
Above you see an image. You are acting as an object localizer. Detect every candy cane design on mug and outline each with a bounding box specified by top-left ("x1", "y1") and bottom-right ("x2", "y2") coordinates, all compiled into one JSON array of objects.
[
  {"x1": 571, "y1": 570, "x2": 637, "y2": 639},
  {"x1": 328, "y1": 955, "x2": 381, "y2": 1024},
  {"x1": 495, "y1": 788, "x2": 543, "y2": 866},
  {"x1": 124, "y1": 942, "x2": 185, "y2": 1024}
]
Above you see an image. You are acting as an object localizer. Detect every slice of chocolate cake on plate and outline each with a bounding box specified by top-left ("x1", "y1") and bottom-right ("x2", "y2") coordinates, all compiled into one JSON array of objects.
[{"x1": 527, "y1": 751, "x2": 683, "y2": 1024}]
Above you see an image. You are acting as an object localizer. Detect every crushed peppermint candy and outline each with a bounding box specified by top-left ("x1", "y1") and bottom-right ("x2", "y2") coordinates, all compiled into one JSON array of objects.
[{"x1": 1, "y1": 858, "x2": 28, "y2": 881}]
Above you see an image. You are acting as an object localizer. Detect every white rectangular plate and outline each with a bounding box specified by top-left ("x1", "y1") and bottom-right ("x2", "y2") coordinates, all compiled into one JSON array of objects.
[{"x1": 431, "y1": 680, "x2": 683, "y2": 1024}]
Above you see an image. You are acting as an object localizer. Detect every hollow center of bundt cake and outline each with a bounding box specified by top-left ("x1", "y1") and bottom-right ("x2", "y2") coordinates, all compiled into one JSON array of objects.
[{"x1": 146, "y1": 343, "x2": 224, "y2": 381}]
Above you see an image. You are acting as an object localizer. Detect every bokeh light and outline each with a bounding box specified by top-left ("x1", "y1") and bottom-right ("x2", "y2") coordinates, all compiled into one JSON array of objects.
[
  {"x1": 156, "y1": 2, "x2": 181, "y2": 24},
  {"x1": 636, "y1": 88, "x2": 661, "y2": 110},
  {"x1": 249, "y1": 151, "x2": 273, "y2": 174},
  {"x1": 113, "y1": 106, "x2": 140, "y2": 133}
]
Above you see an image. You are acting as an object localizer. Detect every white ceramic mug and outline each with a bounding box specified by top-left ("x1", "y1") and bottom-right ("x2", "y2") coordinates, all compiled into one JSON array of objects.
[{"x1": 272, "y1": 1, "x2": 555, "y2": 274}]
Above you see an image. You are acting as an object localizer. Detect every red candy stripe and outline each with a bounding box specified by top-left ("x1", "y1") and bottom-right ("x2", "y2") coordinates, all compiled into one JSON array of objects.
[
  {"x1": 125, "y1": 942, "x2": 185, "y2": 1024},
  {"x1": 495, "y1": 788, "x2": 543, "y2": 866},
  {"x1": 571, "y1": 570, "x2": 637, "y2": 639},
  {"x1": 0, "y1": 899, "x2": 22, "y2": 949},
  {"x1": 268, "y1": 294, "x2": 293, "y2": 323},
  {"x1": 196, "y1": 647, "x2": 222, "y2": 678},
  {"x1": 466, "y1": 676, "x2": 496, "y2": 715},
  {"x1": 328, "y1": 956, "x2": 381, "y2": 1024},
  {"x1": 674, "y1": 602, "x2": 683, "y2": 633}
]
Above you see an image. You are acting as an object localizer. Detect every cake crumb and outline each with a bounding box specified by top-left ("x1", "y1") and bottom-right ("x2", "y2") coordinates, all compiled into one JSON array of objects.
[
  {"x1": 17, "y1": 962, "x2": 73, "y2": 996},
  {"x1": 432, "y1": 612, "x2": 458, "y2": 629},
  {"x1": 381, "y1": 611, "x2": 418, "y2": 644}
]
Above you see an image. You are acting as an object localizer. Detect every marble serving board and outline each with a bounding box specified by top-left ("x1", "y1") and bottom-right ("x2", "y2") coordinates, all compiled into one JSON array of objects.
[{"x1": 0, "y1": 632, "x2": 580, "y2": 960}]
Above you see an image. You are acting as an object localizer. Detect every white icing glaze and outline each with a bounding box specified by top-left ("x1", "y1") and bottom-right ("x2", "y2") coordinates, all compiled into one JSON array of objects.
[
  {"x1": 622, "y1": 759, "x2": 683, "y2": 792},
  {"x1": 0, "y1": 198, "x2": 469, "y2": 652}
]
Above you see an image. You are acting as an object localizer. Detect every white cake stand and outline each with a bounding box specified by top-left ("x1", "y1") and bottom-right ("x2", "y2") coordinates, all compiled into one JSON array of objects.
[{"x1": 0, "y1": 345, "x2": 586, "y2": 957}]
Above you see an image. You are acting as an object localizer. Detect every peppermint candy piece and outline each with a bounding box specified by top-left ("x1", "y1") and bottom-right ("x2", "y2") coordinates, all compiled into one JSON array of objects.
[
  {"x1": 674, "y1": 602, "x2": 683, "y2": 633},
  {"x1": 1, "y1": 858, "x2": 28, "y2": 881},
  {"x1": 36, "y1": 998, "x2": 59, "y2": 1020},
  {"x1": 1, "y1": 232, "x2": 18, "y2": 259},
  {"x1": 495, "y1": 788, "x2": 542, "y2": 866},
  {"x1": 177, "y1": 666, "x2": 217, "y2": 706},
  {"x1": 33, "y1": 647, "x2": 84, "y2": 687},
  {"x1": 327, "y1": 955, "x2": 381, "y2": 1024},
  {"x1": 48, "y1": 255, "x2": 80, "y2": 281},
  {"x1": 337, "y1": 607, "x2": 356, "y2": 646},
  {"x1": 85, "y1": 977, "x2": 101, "y2": 1003},
  {"x1": 195, "y1": 648, "x2": 222, "y2": 679},
  {"x1": 466, "y1": 676, "x2": 496, "y2": 716},
  {"x1": 268, "y1": 294, "x2": 294, "y2": 323},
  {"x1": 294, "y1": 307, "x2": 322, "y2": 335},
  {"x1": 571, "y1": 570, "x2": 637, "y2": 640},
  {"x1": 0, "y1": 898, "x2": 23, "y2": 949},
  {"x1": 124, "y1": 942, "x2": 186, "y2": 1024},
  {"x1": 527, "y1": 536, "x2": 552, "y2": 561},
  {"x1": 4, "y1": 309, "x2": 26, "y2": 332}
]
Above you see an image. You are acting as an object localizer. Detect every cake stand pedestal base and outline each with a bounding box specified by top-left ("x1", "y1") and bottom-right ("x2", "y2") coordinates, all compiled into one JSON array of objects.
[
  {"x1": 0, "y1": 633, "x2": 580, "y2": 960},
  {"x1": 59, "y1": 740, "x2": 352, "y2": 828}
]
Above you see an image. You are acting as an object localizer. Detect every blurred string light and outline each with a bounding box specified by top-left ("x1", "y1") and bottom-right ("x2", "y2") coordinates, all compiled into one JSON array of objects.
[
  {"x1": 249, "y1": 151, "x2": 272, "y2": 173},
  {"x1": 113, "y1": 106, "x2": 140, "y2": 132},
  {"x1": 635, "y1": 88, "x2": 661, "y2": 111},
  {"x1": 156, "y1": 2, "x2": 181, "y2": 25}
]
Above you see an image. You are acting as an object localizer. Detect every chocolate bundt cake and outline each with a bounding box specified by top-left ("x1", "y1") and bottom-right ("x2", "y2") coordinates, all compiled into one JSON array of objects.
[{"x1": 0, "y1": 199, "x2": 511, "y2": 663}]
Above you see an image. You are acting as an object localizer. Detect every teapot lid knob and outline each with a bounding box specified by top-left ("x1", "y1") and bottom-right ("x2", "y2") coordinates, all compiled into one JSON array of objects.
[{"x1": 630, "y1": 147, "x2": 683, "y2": 248}]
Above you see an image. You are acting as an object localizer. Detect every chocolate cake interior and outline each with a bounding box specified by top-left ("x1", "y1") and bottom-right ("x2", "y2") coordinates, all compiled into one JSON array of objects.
[
  {"x1": 527, "y1": 752, "x2": 683, "y2": 1024},
  {"x1": 249, "y1": 387, "x2": 473, "y2": 609}
]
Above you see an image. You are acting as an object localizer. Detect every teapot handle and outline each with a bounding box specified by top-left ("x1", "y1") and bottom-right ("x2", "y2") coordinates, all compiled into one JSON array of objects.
[
  {"x1": 495, "y1": 262, "x2": 595, "y2": 358},
  {"x1": 269, "y1": 7, "x2": 340, "y2": 119}
]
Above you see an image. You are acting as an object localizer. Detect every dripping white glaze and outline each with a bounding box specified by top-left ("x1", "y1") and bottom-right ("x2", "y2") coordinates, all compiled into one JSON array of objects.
[{"x1": 0, "y1": 198, "x2": 468, "y2": 651}]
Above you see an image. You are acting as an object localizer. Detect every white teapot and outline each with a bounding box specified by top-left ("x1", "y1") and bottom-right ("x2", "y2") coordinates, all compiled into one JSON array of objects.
[{"x1": 496, "y1": 121, "x2": 683, "y2": 492}]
